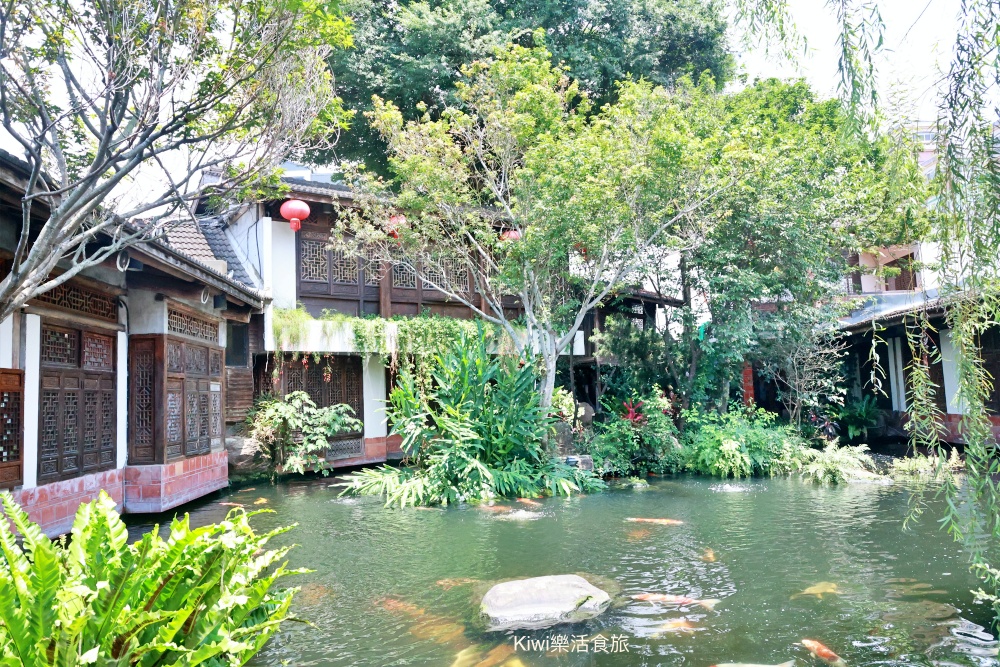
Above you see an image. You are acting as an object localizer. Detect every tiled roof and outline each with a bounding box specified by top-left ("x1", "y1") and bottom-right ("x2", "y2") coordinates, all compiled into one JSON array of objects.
[{"x1": 162, "y1": 214, "x2": 257, "y2": 289}]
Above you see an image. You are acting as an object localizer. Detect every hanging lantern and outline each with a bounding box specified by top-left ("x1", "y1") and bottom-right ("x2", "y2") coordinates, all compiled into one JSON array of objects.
[
  {"x1": 279, "y1": 199, "x2": 311, "y2": 232},
  {"x1": 387, "y1": 213, "x2": 406, "y2": 239},
  {"x1": 500, "y1": 229, "x2": 522, "y2": 242}
]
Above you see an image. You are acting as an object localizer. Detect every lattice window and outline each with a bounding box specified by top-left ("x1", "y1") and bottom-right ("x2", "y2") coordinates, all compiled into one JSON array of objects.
[
  {"x1": 130, "y1": 342, "x2": 155, "y2": 464},
  {"x1": 300, "y1": 239, "x2": 329, "y2": 282},
  {"x1": 331, "y1": 250, "x2": 358, "y2": 284},
  {"x1": 166, "y1": 390, "x2": 183, "y2": 444},
  {"x1": 363, "y1": 247, "x2": 382, "y2": 286},
  {"x1": 167, "y1": 341, "x2": 184, "y2": 373},
  {"x1": 185, "y1": 390, "x2": 199, "y2": 454},
  {"x1": 62, "y1": 392, "x2": 79, "y2": 473},
  {"x1": 285, "y1": 366, "x2": 304, "y2": 393},
  {"x1": 185, "y1": 345, "x2": 209, "y2": 375},
  {"x1": 392, "y1": 263, "x2": 417, "y2": 289},
  {"x1": 0, "y1": 370, "x2": 23, "y2": 488},
  {"x1": 327, "y1": 438, "x2": 364, "y2": 461},
  {"x1": 83, "y1": 391, "x2": 98, "y2": 454},
  {"x1": 82, "y1": 332, "x2": 114, "y2": 371},
  {"x1": 209, "y1": 350, "x2": 222, "y2": 376},
  {"x1": 41, "y1": 326, "x2": 78, "y2": 366},
  {"x1": 100, "y1": 391, "x2": 114, "y2": 465},
  {"x1": 39, "y1": 390, "x2": 59, "y2": 478},
  {"x1": 211, "y1": 392, "x2": 222, "y2": 436},
  {"x1": 34, "y1": 283, "x2": 117, "y2": 322},
  {"x1": 167, "y1": 308, "x2": 219, "y2": 343}
]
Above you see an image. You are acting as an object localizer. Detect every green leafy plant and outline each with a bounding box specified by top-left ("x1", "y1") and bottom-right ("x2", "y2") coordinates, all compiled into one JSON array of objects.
[
  {"x1": 800, "y1": 443, "x2": 880, "y2": 484},
  {"x1": 682, "y1": 404, "x2": 810, "y2": 478},
  {"x1": 890, "y1": 448, "x2": 963, "y2": 479},
  {"x1": 838, "y1": 395, "x2": 881, "y2": 441},
  {"x1": 246, "y1": 391, "x2": 362, "y2": 475},
  {"x1": 340, "y1": 326, "x2": 604, "y2": 506},
  {"x1": 0, "y1": 491, "x2": 301, "y2": 666},
  {"x1": 580, "y1": 389, "x2": 684, "y2": 476}
]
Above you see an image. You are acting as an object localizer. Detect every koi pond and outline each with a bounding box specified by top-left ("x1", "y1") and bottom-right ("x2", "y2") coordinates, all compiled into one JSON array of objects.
[{"x1": 131, "y1": 475, "x2": 999, "y2": 667}]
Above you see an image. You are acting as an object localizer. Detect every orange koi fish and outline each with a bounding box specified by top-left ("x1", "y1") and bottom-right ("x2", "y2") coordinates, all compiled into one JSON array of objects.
[
  {"x1": 801, "y1": 640, "x2": 847, "y2": 667},
  {"x1": 477, "y1": 504, "x2": 512, "y2": 513},
  {"x1": 517, "y1": 498, "x2": 542, "y2": 507},
  {"x1": 436, "y1": 577, "x2": 478, "y2": 590},
  {"x1": 378, "y1": 597, "x2": 425, "y2": 617},
  {"x1": 631, "y1": 593, "x2": 720, "y2": 609},
  {"x1": 657, "y1": 618, "x2": 697, "y2": 633},
  {"x1": 701, "y1": 548, "x2": 717, "y2": 562},
  {"x1": 625, "y1": 517, "x2": 684, "y2": 526}
]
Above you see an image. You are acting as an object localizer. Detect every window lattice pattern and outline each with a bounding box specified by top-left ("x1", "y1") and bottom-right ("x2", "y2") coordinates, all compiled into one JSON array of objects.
[
  {"x1": 210, "y1": 350, "x2": 222, "y2": 376},
  {"x1": 211, "y1": 392, "x2": 222, "y2": 436},
  {"x1": 83, "y1": 392, "x2": 98, "y2": 456},
  {"x1": 425, "y1": 258, "x2": 470, "y2": 292},
  {"x1": 167, "y1": 309, "x2": 219, "y2": 343},
  {"x1": 0, "y1": 372, "x2": 22, "y2": 488},
  {"x1": 82, "y1": 333, "x2": 114, "y2": 371},
  {"x1": 40, "y1": 391, "x2": 59, "y2": 478},
  {"x1": 34, "y1": 283, "x2": 117, "y2": 322},
  {"x1": 42, "y1": 326, "x2": 77, "y2": 366},
  {"x1": 300, "y1": 240, "x2": 329, "y2": 282},
  {"x1": 392, "y1": 263, "x2": 417, "y2": 289},
  {"x1": 130, "y1": 343, "x2": 155, "y2": 463},
  {"x1": 363, "y1": 248, "x2": 382, "y2": 286},
  {"x1": 62, "y1": 392, "x2": 79, "y2": 474},
  {"x1": 100, "y1": 391, "x2": 114, "y2": 465},
  {"x1": 327, "y1": 438, "x2": 364, "y2": 460},
  {"x1": 0, "y1": 391, "x2": 20, "y2": 464},
  {"x1": 331, "y1": 250, "x2": 358, "y2": 284},
  {"x1": 166, "y1": 390, "x2": 183, "y2": 445}
]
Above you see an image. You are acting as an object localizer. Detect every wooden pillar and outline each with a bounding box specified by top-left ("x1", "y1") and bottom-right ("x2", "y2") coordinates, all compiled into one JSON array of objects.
[
  {"x1": 379, "y1": 261, "x2": 392, "y2": 318},
  {"x1": 741, "y1": 362, "x2": 755, "y2": 406}
]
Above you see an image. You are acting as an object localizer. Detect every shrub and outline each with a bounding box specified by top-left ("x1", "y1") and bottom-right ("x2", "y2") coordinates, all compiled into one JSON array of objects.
[
  {"x1": 0, "y1": 491, "x2": 300, "y2": 666},
  {"x1": 683, "y1": 404, "x2": 810, "y2": 478},
  {"x1": 581, "y1": 389, "x2": 684, "y2": 476},
  {"x1": 246, "y1": 391, "x2": 362, "y2": 475},
  {"x1": 340, "y1": 327, "x2": 604, "y2": 506},
  {"x1": 799, "y1": 442, "x2": 879, "y2": 483},
  {"x1": 838, "y1": 395, "x2": 880, "y2": 441},
  {"x1": 889, "y1": 448, "x2": 963, "y2": 479}
]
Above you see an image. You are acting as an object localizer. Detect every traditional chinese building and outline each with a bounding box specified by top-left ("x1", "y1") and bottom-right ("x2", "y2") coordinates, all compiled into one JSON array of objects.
[{"x1": 0, "y1": 149, "x2": 263, "y2": 535}]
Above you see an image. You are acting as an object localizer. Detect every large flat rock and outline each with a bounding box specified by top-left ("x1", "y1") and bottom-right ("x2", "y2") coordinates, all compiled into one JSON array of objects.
[{"x1": 480, "y1": 574, "x2": 611, "y2": 631}]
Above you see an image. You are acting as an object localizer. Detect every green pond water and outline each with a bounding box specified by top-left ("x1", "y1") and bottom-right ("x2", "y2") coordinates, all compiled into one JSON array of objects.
[{"x1": 131, "y1": 475, "x2": 1000, "y2": 667}]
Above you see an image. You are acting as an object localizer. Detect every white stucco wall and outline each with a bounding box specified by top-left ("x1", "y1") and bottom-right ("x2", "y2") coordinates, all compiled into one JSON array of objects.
[
  {"x1": 22, "y1": 314, "x2": 40, "y2": 489},
  {"x1": 940, "y1": 329, "x2": 965, "y2": 414},
  {"x1": 887, "y1": 336, "x2": 907, "y2": 412},
  {"x1": 127, "y1": 290, "x2": 167, "y2": 334},
  {"x1": 362, "y1": 355, "x2": 387, "y2": 439},
  {"x1": 0, "y1": 316, "x2": 13, "y2": 369},
  {"x1": 116, "y1": 331, "x2": 128, "y2": 468},
  {"x1": 224, "y1": 206, "x2": 265, "y2": 288},
  {"x1": 265, "y1": 218, "x2": 297, "y2": 309}
]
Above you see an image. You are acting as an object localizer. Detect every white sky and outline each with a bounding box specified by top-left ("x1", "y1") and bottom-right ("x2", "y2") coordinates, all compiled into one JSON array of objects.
[{"x1": 733, "y1": 0, "x2": 961, "y2": 122}]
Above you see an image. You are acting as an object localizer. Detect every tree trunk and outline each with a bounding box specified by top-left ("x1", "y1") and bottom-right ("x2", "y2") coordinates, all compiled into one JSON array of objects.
[{"x1": 538, "y1": 333, "x2": 558, "y2": 410}]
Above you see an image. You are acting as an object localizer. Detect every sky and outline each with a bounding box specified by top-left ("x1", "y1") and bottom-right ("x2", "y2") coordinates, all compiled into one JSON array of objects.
[{"x1": 733, "y1": 0, "x2": 962, "y2": 123}]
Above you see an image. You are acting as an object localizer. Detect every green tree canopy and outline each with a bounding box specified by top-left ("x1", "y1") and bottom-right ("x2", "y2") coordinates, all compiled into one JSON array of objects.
[{"x1": 326, "y1": 0, "x2": 733, "y2": 171}]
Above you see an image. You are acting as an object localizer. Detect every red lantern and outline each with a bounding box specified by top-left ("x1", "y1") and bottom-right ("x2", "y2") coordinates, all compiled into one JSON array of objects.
[
  {"x1": 387, "y1": 214, "x2": 406, "y2": 239},
  {"x1": 279, "y1": 199, "x2": 310, "y2": 232},
  {"x1": 500, "y1": 229, "x2": 522, "y2": 242}
]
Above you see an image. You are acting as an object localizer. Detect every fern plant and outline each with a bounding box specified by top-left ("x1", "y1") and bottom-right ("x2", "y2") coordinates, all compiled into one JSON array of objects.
[
  {"x1": 0, "y1": 491, "x2": 302, "y2": 666},
  {"x1": 800, "y1": 443, "x2": 879, "y2": 484}
]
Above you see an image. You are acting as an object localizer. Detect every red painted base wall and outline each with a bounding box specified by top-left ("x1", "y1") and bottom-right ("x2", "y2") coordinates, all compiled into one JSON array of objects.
[
  {"x1": 13, "y1": 468, "x2": 125, "y2": 537},
  {"x1": 124, "y1": 450, "x2": 229, "y2": 514}
]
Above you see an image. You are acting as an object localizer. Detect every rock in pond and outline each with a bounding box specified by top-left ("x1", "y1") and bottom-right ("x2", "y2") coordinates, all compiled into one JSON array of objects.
[{"x1": 480, "y1": 574, "x2": 611, "y2": 631}]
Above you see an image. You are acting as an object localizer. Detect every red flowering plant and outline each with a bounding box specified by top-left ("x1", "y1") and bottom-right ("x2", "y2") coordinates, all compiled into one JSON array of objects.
[{"x1": 622, "y1": 400, "x2": 646, "y2": 425}]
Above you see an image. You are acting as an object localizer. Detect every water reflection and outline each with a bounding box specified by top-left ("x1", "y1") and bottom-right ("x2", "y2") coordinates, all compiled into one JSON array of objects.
[{"x1": 125, "y1": 476, "x2": 999, "y2": 667}]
